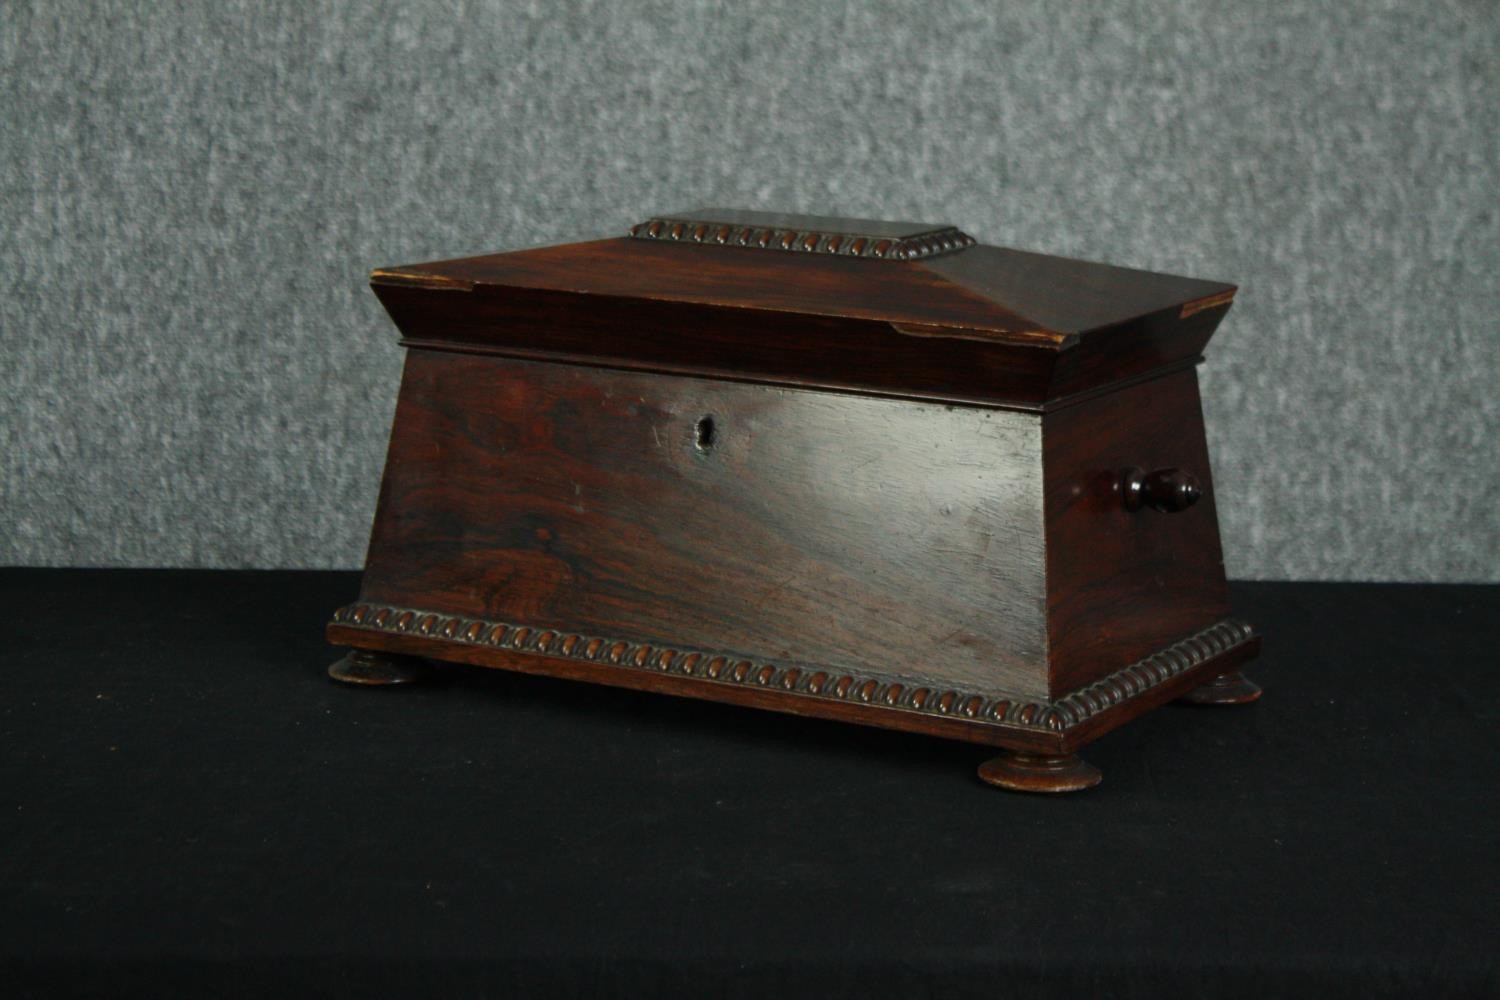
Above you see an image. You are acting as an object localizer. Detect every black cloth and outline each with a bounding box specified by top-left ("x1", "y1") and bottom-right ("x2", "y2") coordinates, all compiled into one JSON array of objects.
[{"x1": 2, "y1": 570, "x2": 1495, "y2": 998}]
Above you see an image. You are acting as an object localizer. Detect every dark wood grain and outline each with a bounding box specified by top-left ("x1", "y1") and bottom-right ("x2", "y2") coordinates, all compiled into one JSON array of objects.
[
  {"x1": 358, "y1": 350, "x2": 1050, "y2": 697},
  {"x1": 923, "y1": 245, "x2": 1233, "y2": 335},
  {"x1": 374, "y1": 238, "x2": 1055, "y2": 340},
  {"x1": 376, "y1": 236, "x2": 1233, "y2": 339},
  {"x1": 332, "y1": 350, "x2": 1257, "y2": 756},
  {"x1": 329, "y1": 211, "x2": 1260, "y2": 792},
  {"x1": 1042, "y1": 367, "x2": 1231, "y2": 695},
  {"x1": 1041, "y1": 300, "x2": 1232, "y2": 402},
  {"x1": 376, "y1": 283, "x2": 1066, "y2": 410},
  {"x1": 369, "y1": 233, "x2": 1237, "y2": 410},
  {"x1": 326, "y1": 606, "x2": 1258, "y2": 755}
]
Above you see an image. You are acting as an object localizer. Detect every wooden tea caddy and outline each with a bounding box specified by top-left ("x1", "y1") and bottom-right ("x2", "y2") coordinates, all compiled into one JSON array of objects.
[{"x1": 326, "y1": 209, "x2": 1262, "y2": 793}]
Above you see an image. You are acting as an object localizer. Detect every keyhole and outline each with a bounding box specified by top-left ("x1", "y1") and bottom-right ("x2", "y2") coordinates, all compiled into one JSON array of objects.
[{"x1": 695, "y1": 415, "x2": 716, "y2": 451}]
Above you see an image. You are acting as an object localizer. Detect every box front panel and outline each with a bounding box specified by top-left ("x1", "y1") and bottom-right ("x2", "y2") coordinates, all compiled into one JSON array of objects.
[{"x1": 359, "y1": 351, "x2": 1050, "y2": 698}]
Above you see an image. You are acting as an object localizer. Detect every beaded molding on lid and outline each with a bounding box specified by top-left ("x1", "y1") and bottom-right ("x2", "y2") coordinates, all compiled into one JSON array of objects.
[
  {"x1": 330, "y1": 606, "x2": 1255, "y2": 734},
  {"x1": 628, "y1": 216, "x2": 976, "y2": 261}
]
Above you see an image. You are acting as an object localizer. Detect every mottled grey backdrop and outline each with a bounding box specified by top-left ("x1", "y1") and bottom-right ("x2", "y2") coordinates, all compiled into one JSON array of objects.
[{"x1": 3, "y1": 1, "x2": 1496, "y2": 580}]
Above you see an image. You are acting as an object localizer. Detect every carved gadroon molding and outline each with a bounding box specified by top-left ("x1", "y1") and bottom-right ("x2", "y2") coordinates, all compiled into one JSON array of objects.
[
  {"x1": 628, "y1": 215, "x2": 976, "y2": 261},
  {"x1": 329, "y1": 605, "x2": 1256, "y2": 734}
]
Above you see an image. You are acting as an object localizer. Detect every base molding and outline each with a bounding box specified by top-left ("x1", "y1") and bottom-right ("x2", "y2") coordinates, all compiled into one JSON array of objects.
[{"x1": 327, "y1": 604, "x2": 1258, "y2": 752}]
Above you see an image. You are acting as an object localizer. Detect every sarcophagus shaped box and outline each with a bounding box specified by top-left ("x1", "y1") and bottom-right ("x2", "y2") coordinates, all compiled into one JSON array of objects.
[{"x1": 326, "y1": 209, "x2": 1262, "y2": 792}]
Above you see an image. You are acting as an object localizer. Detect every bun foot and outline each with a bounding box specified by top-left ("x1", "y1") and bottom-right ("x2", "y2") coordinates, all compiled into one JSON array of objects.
[
  {"x1": 978, "y1": 751, "x2": 1102, "y2": 794},
  {"x1": 328, "y1": 649, "x2": 428, "y2": 686},
  {"x1": 1178, "y1": 669, "x2": 1262, "y2": 706}
]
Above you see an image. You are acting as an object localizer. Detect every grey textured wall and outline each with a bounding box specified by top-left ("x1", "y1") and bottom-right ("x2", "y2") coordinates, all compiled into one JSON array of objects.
[{"x1": 3, "y1": 0, "x2": 1497, "y2": 580}]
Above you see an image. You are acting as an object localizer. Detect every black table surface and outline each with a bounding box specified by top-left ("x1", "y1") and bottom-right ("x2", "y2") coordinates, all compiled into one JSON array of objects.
[{"x1": 2, "y1": 570, "x2": 1496, "y2": 998}]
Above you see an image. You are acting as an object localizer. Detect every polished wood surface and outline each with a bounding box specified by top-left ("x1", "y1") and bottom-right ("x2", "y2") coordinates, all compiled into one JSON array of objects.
[
  {"x1": 377, "y1": 231, "x2": 1233, "y2": 337},
  {"x1": 977, "y1": 751, "x2": 1103, "y2": 793},
  {"x1": 924, "y1": 245, "x2": 1233, "y2": 336},
  {"x1": 332, "y1": 350, "x2": 1259, "y2": 764},
  {"x1": 370, "y1": 224, "x2": 1237, "y2": 410},
  {"x1": 376, "y1": 281, "x2": 1065, "y2": 409},
  {"x1": 329, "y1": 212, "x2": 1260, "y2": 792},
  {"x1": 376, "y1": 239, "x2": 1054, "y2": 341},
  {"x1": 358, "y1": 351, "x2": 1050, "y2": 698},
  {"x1": 1042, "y1": 368, "x2": 1230, "y2": 695},
  {"x1": 1121, "y1": 466, "x2": 1204, "y2": 513}
]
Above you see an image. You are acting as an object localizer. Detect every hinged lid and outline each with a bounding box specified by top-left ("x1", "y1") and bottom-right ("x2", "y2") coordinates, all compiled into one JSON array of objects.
[{"x1": 370, "y1": 209, "x2": 1237, "y2": 410}]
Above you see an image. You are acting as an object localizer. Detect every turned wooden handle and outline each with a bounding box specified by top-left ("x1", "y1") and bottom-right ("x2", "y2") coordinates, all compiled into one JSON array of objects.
[{"x1": 1122, "y1": 467, "x2": 1202, "y2": 513}]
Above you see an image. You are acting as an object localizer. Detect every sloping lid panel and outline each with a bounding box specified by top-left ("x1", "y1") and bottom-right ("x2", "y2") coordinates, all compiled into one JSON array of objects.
[
  {"x1": 923, "y1": 246, "x2": 1236, "y2": 335},
  {"x1": 370, "y1": 210, "x2": 1238, "y2": 409},
  {"x1": 377, "y1": 238, "x2": 1066, "y2": 347}
]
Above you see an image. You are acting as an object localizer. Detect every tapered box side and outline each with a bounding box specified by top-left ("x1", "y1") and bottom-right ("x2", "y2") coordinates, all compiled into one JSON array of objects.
[{"x1": 1041, "y1": 367, "x2": 1231, "y2": 698}]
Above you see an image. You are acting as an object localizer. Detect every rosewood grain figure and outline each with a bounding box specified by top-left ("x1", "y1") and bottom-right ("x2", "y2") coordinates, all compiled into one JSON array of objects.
[{"x1": 325, "y1": 209, "x2": 1263, "y2": 793}]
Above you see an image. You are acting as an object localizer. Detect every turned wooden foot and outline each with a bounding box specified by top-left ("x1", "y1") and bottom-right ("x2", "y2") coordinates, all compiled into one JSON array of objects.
[
  {"x1": 977, "y1": 751, "x2": 1102, "y2": 793},
  {"x1": 327, "y1": 648, "x2": 428, "y2": 686},
  {"x1": 1178, "y1": 669, "x2": 1262, "y2": 705}
]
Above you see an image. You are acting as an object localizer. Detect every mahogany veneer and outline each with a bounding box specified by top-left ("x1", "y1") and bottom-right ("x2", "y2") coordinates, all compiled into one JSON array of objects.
[{"x1": 326, "y1": 209, "x2": 1262, "y2": 793}]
